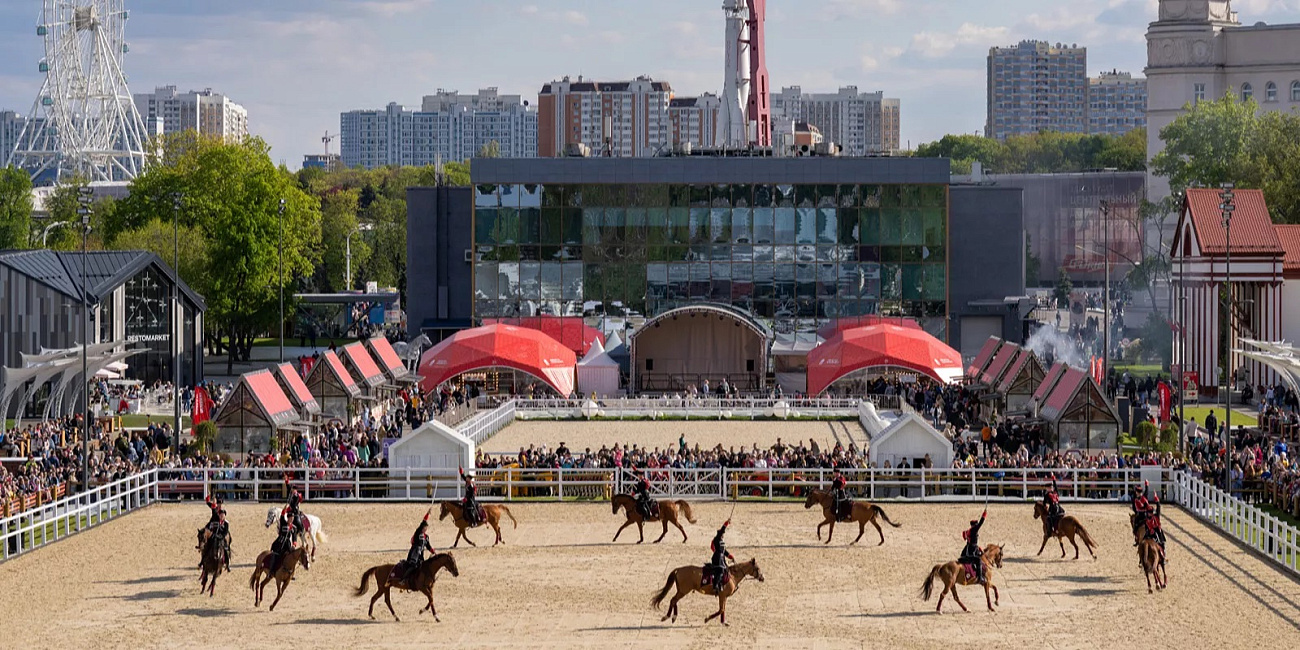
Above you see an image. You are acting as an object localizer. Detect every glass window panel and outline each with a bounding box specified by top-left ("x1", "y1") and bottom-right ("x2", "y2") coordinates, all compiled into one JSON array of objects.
[
  {"x1": 646, "y1": 208, "x2": 669, "y2": 245},
  {"x1": 582, "y1": 208, "x2": 602, "y2": 246},
  {"x1": 881, "y1": 263, "x2": 901, "y2": 300},
  {"x1": 732, "y1": 208, "x2": 752, "y2": 244},
  {"x1": 519, "y1": 261, "x2": 541, "y2": 299},
  {"x1": 519, "y1": 244, "x2": 541, "y2": 262},
  {"x1": 668, "y1": 246, "x2": 690, "y2": 262},
  {"x1": 562, "y1": 208, "x2": 583, "y2": 245},
  {"x1": 838, "y1": 207, "x2": 859, "y2": 244},
  {"x1": 668, "y1": 262, "x2": 690, "y2": 299},
  {"x1": 498, "y1": 262, "x2": 518, "y2": 299},
  {"x1": 753, "y1": 208, "x2": 775, "y2": 244},
  {"x1": 753, "y1": 244, "x2": 774, "y2": 262},
  {"x1": 776, "y1": 185, "x2": 795, "y2": 208},
  {"x1": 881, "y1": 246, "x2": 902, "y2": 263},
  {"x1": 476, "y1": 208, "x2": 498, "y2": 245},
  {"x1": 647, "y1": 262, "x2": 668, "y2": 291},
  {"x1": 881, "y1": 185, "x2": 902, "y2": 208},
  {"x1": 475, "y1": 262, "x2": 498, "y2": 301},
  {"x1": 542, "y1": 185, "x2": 564, "y2": 208},
  {"x1": 709, "y1": 245, "x2": 729, "y2": 262},
  {"x1": 541, "y1": 208, "x2": 562, "y2": 244},
  {"x1": 519, "y1": 207, "x2": 541, "y2": 244},
  {"x1": 860, "y1": 185, "x2": 881, "y2": 208},
  {"x1": 922, "y1": 184, "x2": 947, "y2": 207},
  {"x1": 857, "y1": 245, "x2": 880, "y2": 263},
  {"x1": 689, "y1": 208, "x2": 710, "y2": 244},
  {"x1": 901, "y1": 246, "x2": 924, "y2": 263},
  {"x1": 900, "y1": 209, "x2": 924, "y2": 245},
  {"x1": 496, "y1": 207, "x2": 518, "y2": 244},
  {"x1": 476, "y1": 244, "x2": 498, "y2": 261},
  {"x1": 732, "y1": 184, "x2": 752, "y2": 208},
  {"x1": 712, "y1": 184, "x2": 731, "y2": 208},
  {"x1": 500, "y1": 184, "x2": 522, "y2": 209},
  {"x1": 923, "y1": 265, "x2": 946, "y2": 301},
  {"x1": 816, "y1": 184, "x2": 837, "y2": 208},
  {"x1": 605, "y1": 185, "x2": 629, "y2": 207},
  {"x1": 923, "y1": 207, "x2": 945, "y2": 247},
  {"x1": 817, "y1": 208, "x2": 837, "y2": 244},
  {"x1": 475, "y1": 184, "x2": 499, "y2": 208},
  {"x1": 754, "y1": 264, "x2": 774, "y2": 297},
  {"x1": 711, "y1": 278, "x2": 731, "y2": 301},
  {"x1": 902, "y1": 264, "x2": 924, "y2": 300},
  {"x1": 753, "y1": 184, "x2": 775, "y2": 208},
  {"x1": 838, "y1": 263, "x2": 859, "y2": 298},
  {"x1": 711, "y1": 208, "x2": 731, "y2": 243},
  {"x1": 540, "y1": 245, "x2": 563, "y2": 261},
  {"x1": 565, "y1": 185, "x2": 583, "y2": 208},
  {"x1": 690, "y1": 185, "x2": 711, "y2": 207},
  {"x1": 603, "y1": 208, "x2": 625, "y2": 245},
  {"x1": 625, "y1": 207, "x2": 647, "y2": 244},
  {"x1": 860, "y1": 209, "x2": 880, "y2": 246},
  {"x1": 815, "y1": 246, "x2": 837, "y2": 262},
  {"x1": 795, "y1": 185, "x2": 816, "y2": 208},
  {"x1": 670, "y1": 185, "x2": 690, "y2": 207},
  {"x1": 900, "y1": 185, "x2": 922, "y2": 207},
  {"x1": 924, "y1": 244, "x2": 944, "y2": 263},
  {"x1": 496, "y1": 245, "x2": 519, "y2": 262},
  {"x1": 795, "y1": 208, "x2": 816, "y2": 244},
  {"x1": 520, "y1": 184, "x2": 542, "y2": 208},
  {"x1": 540, "y1": 262, "x2": 563, "y2": 300},
  {"x1": 774, "y1": 245, "x2": 796, "y2": 263},
  {"x1": 880, "y1": 208, "x2": 901, "y2": 245},
  {"x1": 669, "y1": 208, "x2": 690, "y2": 244},
  {"x1": 644, "y1": 184, "x2": 669, "y2": 208},
  {"x1": 838, "y1": 185, "x2": 859, "y2": 208},
  {"x1": 584, "y1": 264, "x2": 604, "y2": 302},
  {"x1": 732, "y1": 245, "x2": 753, "y2": 263}
]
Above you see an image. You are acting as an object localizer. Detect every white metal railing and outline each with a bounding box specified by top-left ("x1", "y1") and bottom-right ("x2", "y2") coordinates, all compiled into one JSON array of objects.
[
  {"x1": 1, "y1": 470, "x2": 158, "y2": 562},
  {"x1": 457, "y1": 399, "x2": 517, "y2": 444},
  {"x1": 1173, "y1": 472, "x2": 1300, "y2": 576},
  {"x1": 513, "y1": 397, "x2": 862, "y2": 420}
]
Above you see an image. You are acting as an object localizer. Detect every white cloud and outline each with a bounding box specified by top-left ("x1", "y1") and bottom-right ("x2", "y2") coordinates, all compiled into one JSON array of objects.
[
  {"x1": 356, "y1": 0, "x2": 435, "y2": 18},
  {"x1": 564, "y1": 10, "x2": 589, "y2": 26},
  {"x1": 826, "y1": 0, "x2": 904, "y2": 17},
  {"x1": 910, "y1": 23, "x2": 1010, "y2": 58},
  {"x1": 521, "y1": 4, "x2": 539, "y2": 15},
  {"x1": 860, "y1": 55, "x2": 879, "y2": 72}
]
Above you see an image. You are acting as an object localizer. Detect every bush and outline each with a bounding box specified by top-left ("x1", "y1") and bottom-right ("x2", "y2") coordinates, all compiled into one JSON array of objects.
[
  {"x1": 1159, "y1": 423, "x2": 1179, "y2": 451},
  {"x1": 1135, "y1": 421, "x2": 1159, "y2": 450},
  {"x1": 191, "y1": 420, "x2": 217, "y2": 456}
]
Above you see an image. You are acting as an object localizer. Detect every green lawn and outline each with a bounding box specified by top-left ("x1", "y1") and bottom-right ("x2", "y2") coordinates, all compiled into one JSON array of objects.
[
  {"x1": 250, "y1": 336, "x2": 358, "y2": 348},
  {"x1": 1180, "y1": 406, "x2": 1258, "y2": 429},
  {"x1": 3, "y1": 416, "x2": 192, "y2": 431},
  {"x1": 1111, "y1": 363, "x2": 1169, "y2": 379}
]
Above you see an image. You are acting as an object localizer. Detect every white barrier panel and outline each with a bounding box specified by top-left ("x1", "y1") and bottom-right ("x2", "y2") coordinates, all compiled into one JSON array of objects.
[
  {"x1": 1, "y1": 470, "x2": 158, "y2": 563},
  {"x1": 1173, "y1": 472, "x2": 1300, "y2": 576}
]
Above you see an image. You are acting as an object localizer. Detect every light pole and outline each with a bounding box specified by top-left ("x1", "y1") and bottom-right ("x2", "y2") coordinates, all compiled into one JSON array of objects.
[
  {"x1": 76, "y1": 186, "x2": 93, "y2": 490},
  {"x1": 172, "y1": 193, "x2": 182, "y2": 452},
  {"x1": 278, "y1": 199, "x2": 286, "y2": 364},
  {"x1": 1219, "y1": 183, "x2": 1235, "y2": 489},
  {"x1": 40, "y1": 221, "x2": 70, "y2": 247},
  {"x1": 1099, "y1": 199, "x2": 1111, "y2": 383},
  {"x1": 345, "y1": 222, "x2": 374, "y2": 291}
]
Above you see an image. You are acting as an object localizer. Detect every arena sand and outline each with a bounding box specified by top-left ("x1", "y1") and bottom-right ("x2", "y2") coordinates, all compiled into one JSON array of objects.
[
  {"x1": 1, "y1": 499, "x2": 1297, "y2": 649},
  {"x1": 480, "y1": 420, "x2": 871, "y2": 456}
]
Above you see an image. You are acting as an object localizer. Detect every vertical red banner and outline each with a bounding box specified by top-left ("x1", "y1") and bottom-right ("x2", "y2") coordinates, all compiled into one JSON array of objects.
[{"x1": 1158, "y1": 381, "x2": 1172, "y2": 423}]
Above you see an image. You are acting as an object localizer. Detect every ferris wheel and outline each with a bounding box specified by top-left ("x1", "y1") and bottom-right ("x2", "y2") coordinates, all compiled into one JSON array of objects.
[{"x1": 8, "y1": 0, "x2": 150, "y2": 182}]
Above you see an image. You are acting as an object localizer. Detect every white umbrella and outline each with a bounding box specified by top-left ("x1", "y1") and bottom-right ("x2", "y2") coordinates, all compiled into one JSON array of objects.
[
  {"x1": 94, "y1": 369, "x2": 121, "y2": 379},
  {"x1": 106, "y1": 361, "x2": 130, "y2": 372}
]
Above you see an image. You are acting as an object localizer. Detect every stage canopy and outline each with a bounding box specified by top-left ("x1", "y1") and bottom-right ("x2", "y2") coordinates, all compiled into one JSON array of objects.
[
  {"x1": 482, "y1": 317, "x2": 604, "y2": 356},
  {"x1": 806, "y1": 324, "x2": 964, "y2": 395},
  {"x1": 418, "y1": 324, "x2": 577, "y2": 397},
  {"x1": 629, "y1": 304, "x2": 771, "y2": 394},
  {"x1": 817, "y1": 315, "x2": 921, "y2": 341}
]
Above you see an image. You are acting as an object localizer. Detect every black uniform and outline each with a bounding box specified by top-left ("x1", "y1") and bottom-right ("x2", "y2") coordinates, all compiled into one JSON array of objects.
[
  {"x1": 460, "y1": 468, "x2": 480, "y2": 526},
  {"x1": 632, "y1": 470, "x2": 655, "y2": 519},
  {"x1": 270, "y1": 508, "x2": 297, "y2": 573},
  {"x1": 397, "y1": 516, "x2": 434, "y2": 585},
  {"x1": 1044, "y1": 480, "x2": 1064, "y2": 534},
  {"x1": 708, "y1": 522, "x2": 735, "y2": 593},
  {"x1": 959, "y1": 512, "x2": 986, "y2": 584},
  {"x1": 831, "y1": 473, "x2": 849, "y2": 521},
  {"x1": 197, "y1": 496, "x2": 222, "y2": 550},
  {"x1": 206, "y1": 516, "x2": 232, "y2": 572}
]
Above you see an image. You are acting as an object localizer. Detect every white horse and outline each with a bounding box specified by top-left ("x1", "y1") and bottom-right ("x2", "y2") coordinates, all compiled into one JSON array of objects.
[{"x1": 264, "y1": 507, "x2": 328, "y2": 559}]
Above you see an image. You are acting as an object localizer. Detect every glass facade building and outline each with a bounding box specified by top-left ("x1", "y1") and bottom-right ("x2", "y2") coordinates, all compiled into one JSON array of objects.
[{"x1": 470, "y1": 158, "x2": 953, "y2": 343}]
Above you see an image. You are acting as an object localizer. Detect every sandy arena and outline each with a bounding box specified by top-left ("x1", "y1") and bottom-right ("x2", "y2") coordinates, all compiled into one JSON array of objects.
[
  {"x1": 480, "y1": 420, "x2": 871, "y2": 456},
  {"x1": 1, "y1": 499, "x2": 1298, "y2": 649}
]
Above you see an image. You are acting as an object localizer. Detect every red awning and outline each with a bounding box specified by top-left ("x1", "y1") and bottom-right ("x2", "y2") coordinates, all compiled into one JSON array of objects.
[
  {"x1": 275, "y1": 362, "x2": 320, "y2": 412},
  {"x1": 342, "y1": 342, "x2": 386, "y2": 387},
  {"x1": 817, "y1": 315, "x2": 921, "y2": 341},
  {"x1": 240, "y1": 370, "x2": 298, "y2": 425},
  {"x1": 482, "y1": 317, "x2": 604, "y2": 356},
  {"x1": 317, "y1": 350, "x2": 361, "y2": 397},
  {"x1": 806, "y1": 324, "x2": 964, "y2": 395},
  {"x1": 367, "y1": 336, "x2": 405, "y2": 374},
  {"x1": 418, "y1": 324, "x2": 577, "y2": 396}
]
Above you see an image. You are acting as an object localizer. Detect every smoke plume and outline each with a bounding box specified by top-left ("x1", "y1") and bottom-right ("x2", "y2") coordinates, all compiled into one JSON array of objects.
[{"x1": 1024, "y1": 325, "x2": 1088, "y2": 370}]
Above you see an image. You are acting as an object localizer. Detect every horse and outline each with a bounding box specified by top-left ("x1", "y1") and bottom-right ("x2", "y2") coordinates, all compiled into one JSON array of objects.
[
  {"x1": 1033, "y1": 501, "x2": 1097, "y2": 560},
  {"x1": 355, "y1": 553, "x2": 460, "y2": 622},
  {"x1": 650, "y1": 558, "x2": 765, "y2": 626},
  {"x1": 1138, "y1": 537, "x2": 1167, "y2": 593},
  {"x1": 920, "y1": 544, "x2": 1005, "y2": 613},
  {"x1": 264, "y1": 507, "x2": 328, "y2": 559},
  {"x1": 249, "y1": 547, "x2": 311, "y2": 611},
  {"x1": 610, "y1": 494, "x2": 698, "y2": 543},
  {"x1": 438, "y1": 500, "x2": 517, "y2": 547},
  {"x1": 197, "y1": 535, "x2": 228, "y2": 598},
  {"x1": 803, "y1": 488, "x2": 901, "y2": 545}
]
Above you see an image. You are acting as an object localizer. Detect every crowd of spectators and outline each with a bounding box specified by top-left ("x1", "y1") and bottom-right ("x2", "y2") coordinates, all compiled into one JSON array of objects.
[{"x1": 478, "y1": 436, "x2": 869, "y2": 472}]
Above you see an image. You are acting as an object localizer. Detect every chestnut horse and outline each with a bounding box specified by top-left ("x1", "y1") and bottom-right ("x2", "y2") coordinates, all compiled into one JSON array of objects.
[
  {"x1": 249, "y1": 547, "x2": 311, "y2": 610},
  {"x1": 919, "y1": 544, "x2": 1004, "y2": 613},
  {"x1": 1138, "y1": 537, "x2": 1167, "y2": 593},
  {"x1": 650, "y1": 558, "x2": 765, "y2": 626},
  {"x1": 356, "y1": 553, "x2": 460, "y2": 622},
  {"x1": 803, "y1": 488, "x2": 901, "y2": 545},
  {"x1": 610, "y1": 493, "x2": 698, "y2": 543},
  {"x1": 438, "y1": 500, "x2": 517, "y2": 547},
  {"x1": 197, "y1": 536, "x2": 228, "y2": 598},
  {"x1": 1033, "y1": 501, "x2": 1097, "y2": 560}
]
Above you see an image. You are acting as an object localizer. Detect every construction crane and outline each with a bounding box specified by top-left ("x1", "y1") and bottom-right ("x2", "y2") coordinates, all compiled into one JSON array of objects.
[{"x1": 322, "y1": 131, "x2": 338, "y2": 156}]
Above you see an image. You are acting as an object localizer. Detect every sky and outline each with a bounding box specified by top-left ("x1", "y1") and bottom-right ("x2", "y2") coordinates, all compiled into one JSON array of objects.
[{"x1": 2, "y1": 0, "x2": 1300, "y2": 169}]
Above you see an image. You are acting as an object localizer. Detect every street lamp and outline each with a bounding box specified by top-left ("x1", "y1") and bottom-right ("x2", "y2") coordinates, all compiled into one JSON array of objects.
[
  {"x1": 1099, "y1": 199, "x2": 1112, "y2": 382},
  {"x1": 1219, "y1": 183, "x2": 1236, "y2": 489},
  {"x1": 278, "y1": 199, "x2": 286, "y2": 364},
  {"x1": 346, "y1": 222, "x2": 375, "y2": 291},
  {"x1": 76, "y1": 186, "x2": 93, "y2": 490},
  {"x1": 172, "y1": 193, "x2": 182, "y2": 452},
  {"x1": 40, "y1": 220, "x2": 70, "y2": 247}
]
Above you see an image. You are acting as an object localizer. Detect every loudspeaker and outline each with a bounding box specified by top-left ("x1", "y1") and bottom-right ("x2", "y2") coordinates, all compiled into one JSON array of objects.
[
  {"x1": 645, "y1": 359, "x2": 654, "y2": 371},
  {"x1": 746, "y1": 359, "x2": 755, "y2": 372}
]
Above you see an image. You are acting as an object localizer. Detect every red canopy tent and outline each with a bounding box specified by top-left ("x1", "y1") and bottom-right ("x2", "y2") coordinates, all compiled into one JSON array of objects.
[
  {"x1": 482, "y1": 317, "x2": 604, "y2": 356},
  {"x1": 817, "y1": 315, "x2": 921, "y2": 341},
  {"x1": 806, "y1": 324, "x2": 963, "y2": 395},
  {"x1": 418, "y1": 324, "x2": 577, "y2": 396}
]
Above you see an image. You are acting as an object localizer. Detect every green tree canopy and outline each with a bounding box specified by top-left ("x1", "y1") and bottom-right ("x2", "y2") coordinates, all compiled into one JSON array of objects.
[
  {"x1": 0, "y1": 166, "x2": 34, "y2": 249},
  {"x1": 914, "y1": 130, "x2": 1146, "y2": 175}
]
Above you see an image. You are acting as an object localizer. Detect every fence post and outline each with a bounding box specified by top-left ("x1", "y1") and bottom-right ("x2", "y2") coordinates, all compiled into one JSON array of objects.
[
  {"x1": 557, "y1": 468, "x2": 564, "y2": 501},
  {"x1": 405, "y1": 468, "x2": 412, "y2": 500},
  {"x1": 253, "y1": 468, "x2": 260, "y2": 502},
  {"x1": 304, "y1": 472, "x2": 311, "y2": 502},
  {"x1": 203, "y1": 470, "x2": 211, "y2": 500},
  {"x1": 354, "y1": 468, "x2": 362, "y2": 500},
  {"x1": 868, "y1": 468, "x2": 876, "y2": 500}
]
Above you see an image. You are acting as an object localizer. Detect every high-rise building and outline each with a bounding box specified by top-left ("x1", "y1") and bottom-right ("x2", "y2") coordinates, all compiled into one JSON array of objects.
[
  {"x1": 1088, "y1": 71, "x2": 1147, "y2": 136},
  {"x1": 1, "y1": 111, "x2": 30, "y2": 166},
  {"x1": 1146, "y1": 0, "x2": 1300, "y2": 198},
  {"x1": 537, "y1": 76, "x2": 673, "y2": 157},
  {"x1": 668, "y1": 94, "x2": 723, "y2": 149},
  {"x1": 302, "y1": 154, "x2": 341, "y2": 171},
  {"x1": 132, "y1": 86, "x2": 249, "y2": 142},
  {"x1": 339, "y1": 89, "x2": 537, "y2": 169},
  {"x1": 770, "y1": 86, "x2": 901, "y2": 154},
  {"x1": 986, "y1": 41, "x2": 1089, "y2": 140}
]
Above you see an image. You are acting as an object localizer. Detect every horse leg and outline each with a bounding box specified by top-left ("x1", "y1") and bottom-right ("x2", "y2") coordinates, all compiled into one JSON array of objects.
[
  {"x1": 873, "y1": 519, "x2": 885, "y2": 546},
  {"x1": 1067, "y1": 534, "x2": 1081, "y2": 560},
  {"x1": 984, "y1": 582, "x2": 995, "y2": 611},
  {"x1": 1058, "y1": 536, "x2": 1067, "y2": 558},
  {"x1": 269, "y1": 580, "x2": 287, "y2": 612},
  {"x1": 674, "y1": 519, "x2": 688, "y2": 544},
  {"x1": 1145, "y1": 566, "x2": 1153, "y2": 593},
  {"x1": 383, "y1": 588, "x2": 400, "y2": 622},
  {"x1": 613, "y1": 520, "x2": 632, "y2": 542},
  {"x1": 666, "y1": 592, "x2": 685, "y2": 623},
  {"x1": 492, "y1": 520, "x2": 503, "y2": 546},
  {"x1": 824, "y1": 520, "x2": 835, "y2": 545},
  {"x1": 636, "y1": 521, "x2": 645, "y2": 544},
  {"x1": 368, "y1": 589, "x2": 384, "y2": 619},
  {"x1": 1037, "y1": 533, "x2": 1049, "y2": 556},
  {"x1": 654, "y1": 517, "x2": 669, "y2": 544},
  {"x1": 816, "y1": 519, "x2": 826, "y2": 540},
  {"x1": 258, "y1": 575, "x2": 274, "y2": 608},
  {"x1": 705, "y1": 597, "x2": 723, "y2": 625},
  {"x1": 950, "y1": 584, "x2": 968, "y2": 612},
  {"x1": 992, "y1": 583, "x2": 1000, "y2": 607},
  {"x1": 936, "y1": 583, "x2": 947, "y2": 612}
]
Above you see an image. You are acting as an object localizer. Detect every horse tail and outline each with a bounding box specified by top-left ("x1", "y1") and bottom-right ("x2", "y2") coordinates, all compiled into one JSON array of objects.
[
  {"x1": 674, "y1": 500, "x2": 697, "y2": 524},
  {"x1": 500, "y1": 505, "x2": 518, "y2": 529},
  {"x1": 249, "y1": 557, "x2": 263, "y2": 590},
  {"x1": 872, "y1": 504, "x2": 902, "y2": 528},
  {"x1": 356, "y1": 566, "x2": 377, "y2": 597},
  {"x1": 314, "y1": 519, "x2": 329, "y2": 545},
  {"x1": 650, "y1": 570, "x2": 677, "y2": 610},
  {"x1": 1076, "y1": 520, "x2": 1098, "y2": 551},
  {"x1": 920, "y1": 565, "x2": 942, "y2": 601}
]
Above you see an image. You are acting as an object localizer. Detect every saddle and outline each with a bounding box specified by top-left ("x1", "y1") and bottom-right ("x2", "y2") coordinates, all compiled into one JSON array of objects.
[
  {"x1": 297, "y1": 514, "x2": 311, "y2": 534},
  {"x1": 638, "y1": 500, "x2": 660, "y2": 521},
  {"x1": 834, "y1": 500, "x2": 853, "y2": 522},
  {"x1": 962, "y1": 563, "x2": 978, "y2": 582},
  {"x1": 702, "y1": 565, "x2": 729, "y2": 591},
  {"x1": 466, "y1": 505, "x2": 487, "y2": 527}
]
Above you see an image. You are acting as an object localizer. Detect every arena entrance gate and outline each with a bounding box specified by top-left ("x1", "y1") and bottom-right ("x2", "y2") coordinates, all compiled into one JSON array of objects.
[{"x1": 619, "y1": 467, "x2": 723, "y2": 499}]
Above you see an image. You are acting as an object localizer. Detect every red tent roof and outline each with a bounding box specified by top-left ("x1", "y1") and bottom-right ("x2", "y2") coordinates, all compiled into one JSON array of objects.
[
  {"x1": 1175, "y1": 188, "x2": 1283, "y2": 255},
  {"x1": 1276, "y1": 224, "x2": 1300, "y2": 279},
  {"x1": 243, "y1": 370, "x2": 298, "y2": 424},
  {"x1": 418, "y1": 324, "x2": 577, "y2": 396},
  {"x1": 1040, "y1": 368, "x2": 1090, "y2": 422},
  {"x1": 966, "y1": 337, "x2": 1003, "y2": 379},
  {"x1": 996, "y1": 348, "x2": 1039, "y2": 394},
  {"x1": 981, "y1": 344, "x2": 1020, "y2": 386},
  {"x1": 806, "y1": 324, "x2": 963, "y2": 395},
  {"x1": 1032, "y1": 363, "x2": 1069, "y2": 403},
  {"x1": 482, "y1": 317, "x2": 604, "y2": 356},
  {"x1": 367, "y1": 336, "x2": 406, "y2": 374},
  {"x1": 817, "y1": 316, "x2": 921, "y2": 341},
  {"x1": 342, "y1": 342, "x2": 386, "y2": 387},
  {"x1": 318, "y1": 350, "x2": 360, "y2": 395},
  {"x1": 275, "y1": 362, "x2": 319, "y2": 411}
]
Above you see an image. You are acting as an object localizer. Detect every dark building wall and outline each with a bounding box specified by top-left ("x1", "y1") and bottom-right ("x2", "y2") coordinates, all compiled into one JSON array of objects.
[
  {"x1": 472, "y1": 156, "x2": 951, "y2": 185},
  {"x1": 949, "y1": 185, "x2": 1028, "y2": 357},
  {"x1": 0, "y1": 265, "x2": 86, "y2": 372},
  {"x1": 406, "y1": 186, "x2": 474, "y2": 341}
]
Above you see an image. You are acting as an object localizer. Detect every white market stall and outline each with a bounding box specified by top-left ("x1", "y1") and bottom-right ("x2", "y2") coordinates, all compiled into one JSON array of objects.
[
  {"x1": 386, "y1": 419, "x2": 475, "y2": 498},
  {"x1": 576, "y1": 338, "x2": 620, "y2": 397},
  {"x1": 867, "y1": 413, "x2": 955, "y2": 468}
]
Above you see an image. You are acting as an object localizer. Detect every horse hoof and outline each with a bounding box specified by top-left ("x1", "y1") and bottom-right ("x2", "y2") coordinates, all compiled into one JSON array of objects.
[{"x1": 434, "y1": 617, "x2": 441, "y2": 623}]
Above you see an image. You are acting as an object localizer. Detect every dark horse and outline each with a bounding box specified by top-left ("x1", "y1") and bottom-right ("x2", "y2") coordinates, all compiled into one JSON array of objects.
[
  {"x1": 803, "y1": 488, "x2": 901, "y2": 545},
  {"x1": 356, "y1": 553, "x2": 460, "y2": 622},
  {"x1": 249, "y1": 547, "x2": 311, "y2": 611},
  {"x1": 438, "y1": 500, "x2": 517, "y2": 547},
  {"x1": 1033, "y1": 501, "x2": 1098, "y2": 560},
  {"x1": 197, "y1": 534, "x2": 228, "y2": 598},
  {"x1": 610, "y1": 493, "x2": 698, "y2": 543}
]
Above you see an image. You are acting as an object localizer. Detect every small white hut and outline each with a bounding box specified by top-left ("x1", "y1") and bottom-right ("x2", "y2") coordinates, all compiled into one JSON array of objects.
[{"x1": 577, "y1": 338, "x2": 620, "y2": 397}]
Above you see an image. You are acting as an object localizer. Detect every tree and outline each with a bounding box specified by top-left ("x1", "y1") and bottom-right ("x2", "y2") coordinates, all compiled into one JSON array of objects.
[
  {"x1": 914, "y1": 134, "x2": 1004, "y2": 175},
  {"x1": 315, "y1": 188, "x2": 365, "y2": 292},
  {"x1": 914, "y1": 131, "x2": 1146, "y2": 174},
  {"x1": 191, "y1": 420, "x2": 217, "y2": 456},
  {"x1": 111, "y1": 218, "x2": 209, "y2": 289},
  {"x1": 1054, "y1": 268, "x2": 1073, "y2": 308},
  {"x1": 0, "y1": 166, "x2": 33, "y2": 249},
  {"x1": 476, "y1": 140, "x2": 501, "y2": 158}
]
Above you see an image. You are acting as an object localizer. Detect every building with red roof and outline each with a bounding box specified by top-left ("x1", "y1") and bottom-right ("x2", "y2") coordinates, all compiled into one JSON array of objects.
[
  {"x1": 305, "y1": 350, "x2": 362, "y2": 422},
  {"x1": 1275, "y1": 224, "x2": 1300, "y2": 347},
  {"x1": 212, "y1": 369, "x2": 303, "y2": 456}
]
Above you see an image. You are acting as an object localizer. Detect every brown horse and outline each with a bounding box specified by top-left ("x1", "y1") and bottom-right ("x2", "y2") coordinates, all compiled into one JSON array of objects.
[
  {"x1": 650, "y1": 558, "x2": 765, "y2": 626},
  {"x1": 803, "y1": 488, "x2": 901, "y2": 545},
  {"x1": 249, "y1": 547, "x2": 311, "y2": 610},
  {"x1": 610, "y1": 494, "x2": 698, "y2": 543},
  {"x1": 1033, "y1": 501, "x2": 1097, "y2": 560},
  {"x1": 1138, "y1": 537, "x2": 1167, "y2": 593},
  {"x1": 438, "y1": 500, "x2": 517, "y2": 547},
  {"x1": 920, "y1": 544, "x2": 1004, "y2": 613},
  {"x1": 356, "y1": 553, "x2": 460, "y2": 622},
  {"x1": 197, "y1": 535, "x2": 228, "y2": 598}
]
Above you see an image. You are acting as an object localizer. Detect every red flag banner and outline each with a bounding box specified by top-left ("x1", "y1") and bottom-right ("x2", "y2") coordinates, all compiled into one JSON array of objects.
[
  {"x1": 192, "y1": 386, "x2": 214, "y2": 425},
  {"x1": 1158, "y1": 382, "x2": 1172, "y2": 423},
  {"x1": 300, "y1": 356, "x2": 317, "y2": 377}
]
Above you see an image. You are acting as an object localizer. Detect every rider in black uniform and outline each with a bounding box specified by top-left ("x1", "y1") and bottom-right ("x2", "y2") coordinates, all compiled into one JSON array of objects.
[
  {"x1": 197, "y1": 495, "x2": 223, "y2": 550},
  {"x1": 958, "y1": 510, "x2": 987, "y2": 585},
  {"x1": 708, "y1": 520, "x2": 735, "y2": 593},
  {"x1": 831, "y1": 470, "x2": 849, "y2": 521},
  {"x1": 1043, "y1": 478, "x2": 1065, "y2": 535},
  {"x1": 269, "y1": 505, "x2": 298, "y2": 574},
  {"x1": 632, "y1": 467, "x2": 656, "y2": 519},
  {"x1": 394, "y1": 508, "x2": 435, "y2": 586},
  {"x1": 460, "y1": 467, "x2": 480, "y2": 526},
  {"x1": 205, "y1": 508, "x2": 232, "y2": 572}
]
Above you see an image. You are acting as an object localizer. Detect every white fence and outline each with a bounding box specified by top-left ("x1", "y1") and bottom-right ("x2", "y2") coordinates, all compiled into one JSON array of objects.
[
  {"x1": 1, "y1": 470, "x2": 158, "y2": 562},
  {"x1": 512, "y1": 397, "x2": 863, "y2": 420},
  {"x1": 458, "y1": 399, "x2": 516, "y2": 444},
  {"x1": 1173, "y1": 472, "x2": 1300, "y2": 576}
]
